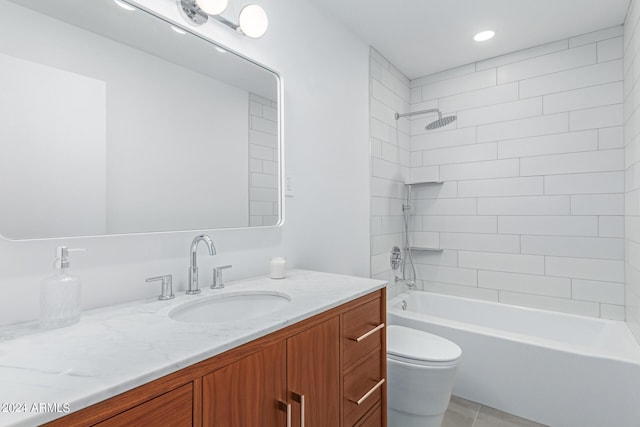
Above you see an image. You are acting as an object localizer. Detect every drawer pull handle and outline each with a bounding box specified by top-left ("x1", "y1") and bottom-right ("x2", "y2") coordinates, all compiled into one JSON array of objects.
[
  {"x1": 351, "y1": 323, "x2": 385, "y2": 342},
  {"x1": 278, "y1": 401, "x2": 291, "y2": 427},
  {"x1": 350, "y1": 378, "x2": 385, "y2": 405}
]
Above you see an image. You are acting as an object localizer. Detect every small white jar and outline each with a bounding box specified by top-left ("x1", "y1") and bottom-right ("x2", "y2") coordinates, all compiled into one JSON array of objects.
[{"x1": 270, "y1": 257, "x2": 286, "y2": 279}]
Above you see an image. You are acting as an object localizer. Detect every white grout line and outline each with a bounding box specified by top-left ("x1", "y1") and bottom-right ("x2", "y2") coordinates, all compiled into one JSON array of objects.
[{"x1": 471, "y1": 404, "x2": 481, "y2": 427}]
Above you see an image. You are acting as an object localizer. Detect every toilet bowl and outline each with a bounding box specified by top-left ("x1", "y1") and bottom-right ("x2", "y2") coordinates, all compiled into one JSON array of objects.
[{"x1": 387, "y1": 325, "x2": 462, "y2": 427}]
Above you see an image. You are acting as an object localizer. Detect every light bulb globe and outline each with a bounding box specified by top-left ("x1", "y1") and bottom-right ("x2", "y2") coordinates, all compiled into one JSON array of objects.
[
  {"x1": 195, "y1": 0, "x2": 228, "y2": 16},
  {"x1": 239, "y1": 4, "x2": 268, "y2": 38}
]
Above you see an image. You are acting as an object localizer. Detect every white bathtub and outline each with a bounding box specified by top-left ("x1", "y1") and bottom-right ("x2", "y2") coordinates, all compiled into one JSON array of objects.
[{"x1": 388, "y1": 291, "x2": 640, "y2": 427}]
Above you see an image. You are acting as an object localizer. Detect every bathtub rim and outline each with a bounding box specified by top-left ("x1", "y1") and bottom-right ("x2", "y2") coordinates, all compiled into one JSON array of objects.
[{"x1": 388, "y1": 291, "x2": 640, "y2": 365}]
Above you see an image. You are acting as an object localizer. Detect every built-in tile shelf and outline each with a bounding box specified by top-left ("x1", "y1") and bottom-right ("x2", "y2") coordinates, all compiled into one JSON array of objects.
[
  {"x1": 406, "y1": 247, "x2": 444, "y2": 252},
  {"x1": 405, "y1": 181, "x2": 443, "y2": 185}
]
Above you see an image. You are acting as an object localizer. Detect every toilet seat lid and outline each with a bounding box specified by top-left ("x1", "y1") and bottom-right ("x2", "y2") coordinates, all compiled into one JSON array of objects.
[{"x1": 387, "y1": 325, "x2": 462, "y2": 363}]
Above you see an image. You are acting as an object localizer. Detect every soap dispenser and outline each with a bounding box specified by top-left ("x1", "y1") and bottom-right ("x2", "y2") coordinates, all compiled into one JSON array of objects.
[{"x1": 40, "y1": 246, "x2": 85, "y2": 329}]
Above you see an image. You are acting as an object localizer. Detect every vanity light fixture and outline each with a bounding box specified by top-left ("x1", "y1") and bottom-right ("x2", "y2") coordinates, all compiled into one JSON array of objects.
[
  {"x1": 474, "y1": 30, "x2": 495, "y2": 42},
  {"x1": 177, "y1": 0, "x2": 268, "y2": 38},
  {"x1": 113, "y1": 0, "x2": 136, "y2": 11}
]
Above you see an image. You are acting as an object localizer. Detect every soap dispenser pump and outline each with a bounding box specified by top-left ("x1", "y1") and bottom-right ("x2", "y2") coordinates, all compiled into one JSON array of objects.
[{"x1": 39, "y1": 246, "x2": 86, "y2": 329}]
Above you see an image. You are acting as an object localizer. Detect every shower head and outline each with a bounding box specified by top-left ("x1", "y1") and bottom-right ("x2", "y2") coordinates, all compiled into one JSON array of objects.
[
  {"x1": 395, "y1": 108, "x2": 457, "y2": 130},
  {"x1": 426, "y1": 112, "x2": 457, "y2": 130}
]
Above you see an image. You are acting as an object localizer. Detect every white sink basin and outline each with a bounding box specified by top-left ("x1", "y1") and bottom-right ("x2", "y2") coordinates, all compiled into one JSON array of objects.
[{"x1": 169, "y1": 291, "x2": 291, "y2": 323}]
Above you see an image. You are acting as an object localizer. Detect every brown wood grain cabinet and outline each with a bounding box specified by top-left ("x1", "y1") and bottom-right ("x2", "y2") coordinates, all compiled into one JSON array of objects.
[
  {"x1": 342, "y1": 292, "x2": 386, "y2": 427},
  {"x1": 44, "y1": 289, "x2": 386, "y2": 427},
  {"x1": 287, "y1": 317, "x2": 341, "y2": 426},
  {"x1": 202, "y1": 340, "x2": 287, "y2": 426}
]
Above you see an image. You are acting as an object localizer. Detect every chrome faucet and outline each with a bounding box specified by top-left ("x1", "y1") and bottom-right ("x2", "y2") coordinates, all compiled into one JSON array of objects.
[{"x1": 187, "y1": 234, "x2": 216, "y2": 295}]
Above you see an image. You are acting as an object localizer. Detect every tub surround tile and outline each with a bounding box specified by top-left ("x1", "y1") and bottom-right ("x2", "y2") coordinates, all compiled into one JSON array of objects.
[
  {"x1": 519, "y1": 59, "x2": 622, "y2": 98},
  {"x1": 478, "y1": 271, "x2": 571, "y2": 298},
  {"x1": 521, "y1": 235, "x2": 624, "y2": 260},
  {"x1": 458, "y1": 177, "x2": 543, "y2": 198},
  {"x1": 597, "y1": 36, "x2": 624, "y2": 63},
  {"x1": 438, "y1": 83, "x2": 519, "y2": 113},
  {"x1": 459, "y1": 251, "x2": 545, "y2": 275},
  {"x1": 543, "y1": 171, "x2": 624, "y2": 195},
  {"x1": 497, "y1": 130, "x2": 598, "y2": 159},
  {"x1": 496, "y1": 44, "x2": 596, "y2": 84},
  {"x1": 542, "y1": 81, "x2": 623, "y2": 115},
  {"x1": 374, "y1": 28, "x2": 626, "y2": 320},
  {"x1": 412, "y1": 127, "x2": 476, "y2": 151},
  {"x1": 570, "y1": 26, "x2": 623, "y2": 48},
  {"x1": 476, "y1": 113, "x2": 569, "y2": 143},
  {"x1": 416, "y1": 264, "x2": 478, "y2": 287},
  {"x1": 572, "y1": 279, "x2": 625, "y2": 305},
  {"x1": 477, "y1": 40, "x2": 569, "y2": 71},
  {"x1": 600, "y1": 303, "x2": 626, "y2": 320},
  {"x1": 422, "y1": 281, "x2": 500, "y2": 302},
  {"x1": 545, "y1": 256, "x2": 624, "y2": 283},
  {"x1": 626, "y1": 0, "x2": 640, "y2": 344}
]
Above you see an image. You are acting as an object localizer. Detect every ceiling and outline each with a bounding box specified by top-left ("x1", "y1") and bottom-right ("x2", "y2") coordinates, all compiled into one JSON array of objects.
[{"x1": 310, "y1": 0, "x2": 631, "y2": 80}]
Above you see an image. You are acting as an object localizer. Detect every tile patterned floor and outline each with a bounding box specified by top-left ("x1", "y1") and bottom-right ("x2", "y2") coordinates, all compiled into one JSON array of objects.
[{"x1": 443, "y1": 396, "x2": 548, "y2": 427}]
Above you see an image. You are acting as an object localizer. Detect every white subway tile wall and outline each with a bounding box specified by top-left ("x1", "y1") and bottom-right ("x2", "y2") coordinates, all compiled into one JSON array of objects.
[
  {"x1": 248, "y1": 93, "x2": 279, "y2": 227},
  {"x1": 369, "y1": 48, "x2": 412, "y2": 297},
  {"x1": 625, "y1": 0, "x2": 640, "y2": 341},
  {"x1": 401, "y1": 27, "x2": 625, "y2": 318}
]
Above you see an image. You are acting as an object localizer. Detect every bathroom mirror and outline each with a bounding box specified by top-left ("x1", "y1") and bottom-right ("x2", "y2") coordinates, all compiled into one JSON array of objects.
[{"x1": 0, "y1": 0, "x2": 281, "y2": 240}]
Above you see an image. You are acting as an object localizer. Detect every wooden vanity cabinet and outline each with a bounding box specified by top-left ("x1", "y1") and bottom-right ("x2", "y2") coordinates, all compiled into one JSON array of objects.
[
  {"x1": 342, "y1": 293, "x2": 386, "y2": 426},
  {"x1": 92, "y1": 383, "x2": 193, "y2": 427},
  {"x1": 286, "y1": 317, "x2": 341, "y2": 426},
  {"x1": 44, "y1": 289, "x2": 386, "y2": 427},
  {"x1": 202, "y1": 340, "x2": 287, "y2": 426}
]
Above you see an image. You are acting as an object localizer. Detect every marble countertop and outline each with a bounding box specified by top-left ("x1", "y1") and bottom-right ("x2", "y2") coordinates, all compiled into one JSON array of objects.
[{"x1": 0, "y1": 269, "x2": 386, "y2": 426}]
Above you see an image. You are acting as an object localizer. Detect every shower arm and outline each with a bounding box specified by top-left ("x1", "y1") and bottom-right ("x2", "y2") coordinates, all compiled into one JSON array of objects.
[{"x1": 394, "y1": 108, "x2": 443, "y2": 120}]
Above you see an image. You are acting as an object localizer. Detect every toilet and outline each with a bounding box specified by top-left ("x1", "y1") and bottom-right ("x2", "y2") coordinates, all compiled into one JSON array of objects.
[{"x1": 387, "y1": 325, "x2": 462, "y2": 427}]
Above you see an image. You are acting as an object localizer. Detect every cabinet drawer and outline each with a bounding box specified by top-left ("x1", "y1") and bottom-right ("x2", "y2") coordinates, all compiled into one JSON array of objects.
[
  {"x1": 343, "y1": 298, "x2": 383, "y2": 369},
  {"x1": 356, "y1": 403, "x2": 382, "y2": 427},
  {"x1": 344, "y1": 352, "x2": 383, "y2": 427}
]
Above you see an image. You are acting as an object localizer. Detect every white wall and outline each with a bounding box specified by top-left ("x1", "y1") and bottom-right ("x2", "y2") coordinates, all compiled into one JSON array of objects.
[
  {"x1": 373, "y1": 28, "x2": 625, "y2": 319},
  {"x1": 625, "y1": 0, "x2": 640, "y2": 342},
  {"x1": 0, "y1": 0, "x2": 370, "y2": 325}
]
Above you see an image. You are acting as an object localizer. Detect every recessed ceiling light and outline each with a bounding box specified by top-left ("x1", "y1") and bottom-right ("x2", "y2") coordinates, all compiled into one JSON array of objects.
[
  {"x1": 215, "y1": 46, "x2": 227, "y2": 53},
  {"x1": 113, "y1": 0, "x2": 136, "y2": 11},
  {"x1": 171, "y1": 26, "x2": 187, "y2": 35},
  {"x1": 474, "y1": 30, "x2": 495, "y2": 42}
]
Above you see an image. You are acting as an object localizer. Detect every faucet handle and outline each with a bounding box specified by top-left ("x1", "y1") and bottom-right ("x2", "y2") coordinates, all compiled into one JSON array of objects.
[
  {"x1": 211, "y1": 265, "x2": 232, "y2": 289},
  {"x1": 146, "y1": 275, "x2": 174, "y2": 300}
]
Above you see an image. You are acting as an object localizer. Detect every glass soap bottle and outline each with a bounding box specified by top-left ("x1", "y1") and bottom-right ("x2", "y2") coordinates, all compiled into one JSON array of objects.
[{"x1": 40, "y1": 246, "x2": 85, "y2": 329}]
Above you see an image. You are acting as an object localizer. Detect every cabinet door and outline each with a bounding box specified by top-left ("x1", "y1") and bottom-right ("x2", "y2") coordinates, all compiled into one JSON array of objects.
[
  {"x1": 93, "y1": 383, "x2": 193, "y2": 427},
  {"x1": 287, "y1": 317, "x2": 340, "y2": 427},
  {"x1": 202, "y1": 340, "x2": 287, "y2": 427}
]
